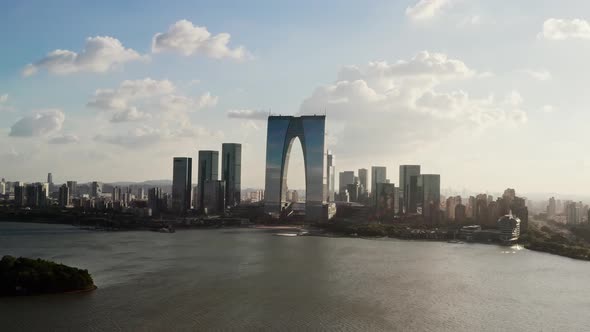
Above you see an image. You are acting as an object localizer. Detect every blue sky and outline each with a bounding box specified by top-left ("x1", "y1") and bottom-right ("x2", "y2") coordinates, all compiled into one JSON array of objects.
[{"x1": 2, "y1": 0, "x2": 590, "y2": 196}]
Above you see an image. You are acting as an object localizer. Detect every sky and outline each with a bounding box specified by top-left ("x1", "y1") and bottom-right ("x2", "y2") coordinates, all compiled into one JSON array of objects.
[{"x1": 2, "y1": 0, "x2": 590, "y2": 196}]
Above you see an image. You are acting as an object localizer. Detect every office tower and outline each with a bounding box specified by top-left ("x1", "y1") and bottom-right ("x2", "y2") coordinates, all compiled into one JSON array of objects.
[
  {"x1": 66, "y1": 181, "x2": 77, "y2": 198},
  {"x1": 197, "y1": 150, "x2": 219, "y2": 211},
  {"x1": 326, "y1": 151, "x2": 335, "y2": 202},
  {"x1": 137, "y1": 187, "x2": 145, "y2": 200},
  {"x1": 547, "y1": 197, "x2": 556, "y2": 217},
  {"x1": 148, "y1": 187, "x2": 164, "y2": 215},
  {"x1": 566, "y1": 202, "x2": 578, "y2": 225},
  {"x1": 14, "y1": 184, "x2": 25, "y2": 207},
  {"x1": 511, "y1": 196, "x2": 529, "y2": 233},
  {"x1": 0, "y1": 178, "x2": 5, "y2": 195},
  {"x1": 358, "y1": 168, "x2": 368, "y2": 194},
  {"x1": 58, "y1": 184, "x2": 70, "y2": 207},
  {"x1": 264, "y1": 115, "x2": 326, "y2": 221},
  {"x1": 346, "y1": 183, "x2": 360, "y2": 202},
  {"x1": 25, "y1": 183, "x2": 46, "y2": 207},
  {"x1": 339, "y1": 171, "x2": 355, "y2": 197},
  {"x1": 417, "y1": 174, "x2": 441, "y2": 221},
  {"x1": 371, "y1": 166, "x2": 386, "y2": 194},
  {"x1": 112, "y1": 186, "x2": 122, "y2": 202},
  {"x1": 91, "y1": 181, "x2": 102, "y2": 198},
  {"x1": 172, "y1": 157, "x2": 192, "y2": 214},
  {"x1": 374, "y1": 182, "x2": 396, "y2": 215},
  {"x1": 222, "y1": 143, "x2": 242, "y2": 208},
  {"x1": 455, "y1": 203, "x2": 466, "y2": 223},
  {"x1": 399, "y1": 165, "x2": 421, "y2": 214},
  {"x1": 203, "y1": 180, "x2": 225, "y2": 215}
]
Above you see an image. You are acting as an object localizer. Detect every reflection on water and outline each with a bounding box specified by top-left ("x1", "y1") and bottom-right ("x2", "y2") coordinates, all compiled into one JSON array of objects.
[{"x1": 0, "y1": 222, "x2": 588, "y2": 331}]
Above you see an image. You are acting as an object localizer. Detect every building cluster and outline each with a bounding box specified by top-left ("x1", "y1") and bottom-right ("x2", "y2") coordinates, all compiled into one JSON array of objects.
[
  {"x1": 171, "y1": 143, "x2": 242, "y2": 216},
  {"x1": 544, "y1": 196, "x2": 590, "y2": 225}
]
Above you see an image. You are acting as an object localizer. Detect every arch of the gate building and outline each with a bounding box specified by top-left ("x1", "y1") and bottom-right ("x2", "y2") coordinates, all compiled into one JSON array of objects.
[{"x1": 264, "y1": 115, "x2": 326, "y2": 221}]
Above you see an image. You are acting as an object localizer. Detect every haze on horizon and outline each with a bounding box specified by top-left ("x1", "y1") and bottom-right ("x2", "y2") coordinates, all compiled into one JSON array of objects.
[{"x1": 1, "y1": 0, "x2": 590, "y2": 196}]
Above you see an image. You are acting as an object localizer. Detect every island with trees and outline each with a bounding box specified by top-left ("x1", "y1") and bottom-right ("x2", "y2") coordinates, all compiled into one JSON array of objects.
[{"x1": 0, "y1": 256, "x2": 95, "y2": 296}]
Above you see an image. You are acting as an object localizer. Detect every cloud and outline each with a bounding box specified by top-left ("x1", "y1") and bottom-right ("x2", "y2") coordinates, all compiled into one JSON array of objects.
[
  {"x1": 0, "y1": 94, "x2": 12, "y2": 112},
  {"x1": 94, "y1": 123, "x2": 219, "y2": 148},
  {"x1": 227, "y1": 109, "x2": 268, "y2": 120},
  {"x1": 299, "y1": 51, "x2": 527, "y2": 159},
  {"x1": 110, "y1": 107, "x2": 151, "y2": 123},
  {"x1": 406, "y1": 0, "x2": 451, "y2": 20},
  {"x1": 23, "y1": 36, "x2": 145, "y2": 76},
  {"x1": 88, "y1": 78, "x2": 217, "y2": 121},
  {"x1": 521, "y1": 69, "x2": 552, "y2": 81},
  {"x1": 540, "y1": 18, "x2": 590, "y2": 40},
  {"x1": 0, "y1": 94, "x2": 7, "y2": 103},
  {"x1": 48, "y1": 134, "x2": 80, "y2": 144},
  {"x1": 152, "y1": 19, "x2": 249, "y2": 59},
  {"x1": 9, "y1": 109, "x2": 65, "y2": 137},
  {"x1": 542, "y1": 105, "x2": 555, "y2": 113}
]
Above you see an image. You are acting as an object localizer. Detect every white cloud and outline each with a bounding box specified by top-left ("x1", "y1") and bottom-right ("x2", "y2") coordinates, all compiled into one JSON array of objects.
[
  {"x1": 94, "y1": 123, "x2": 219, "y2": 148},
  {"x1": 9, "y1": 109, "x2": 65, "y2": 137},
  {"x1": 300, "y1": 51, "x2": 526, "y2": 159},
  {"x1": 48, "y1": 134, "x2": 80, "y2": 144},
  {"x1": 23, "y1": 36, "x2": 146, "y2": 76},
  {"x1": 227, "y1": 109, "x2": 268, "y2": 120},
  {"x1": 542, "y1": 105, "x2": 555, "y2": 113},
  {"x1": 406, "y1": 0, "x2": 451, "y2": 20},
  {"x1": 0, "y1": 94, "x2": 7, "y2": 103},
  {"x1": 88, "y1": 78, "x2": 217, "y2": 122},
  {"x1": 110, "y1": 107, "x2": 151, "y2": 123},
  {"x1": 522, "y1": 69, "x2": 552, "y2": 81},
  {"x1": 152, "y1": 20, "x2": 249, "y2": 59},
  {"x1": 540, "y1": 18, "x2": 590, "y2": 40},
  {"x1": 458, "y1": 15, "x2": 482, "y2": 27}
]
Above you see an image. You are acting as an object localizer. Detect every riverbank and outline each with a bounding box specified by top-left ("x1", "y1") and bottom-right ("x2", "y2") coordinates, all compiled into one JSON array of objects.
[{"x1": 520, "y1": 225, "x2": 590, "y2": 261}]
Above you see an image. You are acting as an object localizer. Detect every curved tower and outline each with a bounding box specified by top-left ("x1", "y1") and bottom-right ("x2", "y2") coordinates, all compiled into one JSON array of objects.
[{"x1": 264, "y1": 115, "x2": 326, "y2": 221}]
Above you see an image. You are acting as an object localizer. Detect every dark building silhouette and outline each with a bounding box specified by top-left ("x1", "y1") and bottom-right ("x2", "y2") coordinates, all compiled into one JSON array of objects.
[{"x1": 222, "y1": 143, "x2": 241, "y2": 208}]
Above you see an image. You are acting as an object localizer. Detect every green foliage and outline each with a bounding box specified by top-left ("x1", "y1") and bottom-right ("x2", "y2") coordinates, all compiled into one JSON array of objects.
[
  {"x1": 0, "y1": 256, "x2": 95, "y2": 296},
  {"x1": 524, "y1": 226, "x2": 590, "y2": 261}
]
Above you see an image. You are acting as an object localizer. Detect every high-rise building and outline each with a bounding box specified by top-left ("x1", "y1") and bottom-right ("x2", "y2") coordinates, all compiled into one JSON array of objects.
[
  {"x1": 136, "y1": 187, "x2": 145, "y2": 200},
  {"x1": 25, "y1": 183, "x2": 47, "y2": 208},
  {"x1": 358, "y1": 168, "x2": 368, "y2": 194},
  {"x1": 197, "y1": 150, "x2": 219, "y2": 211},
  {"x1": 66, "y1": 181, "x2": 77, "y2": 199},
  {"x1": 374, "y1": 182, "x2": 396, "y2": 215},
  {"x1": 58, "y1": 184, "x2": 70, "y2": 207},
  {"x1": 339, "y1": 171, "x2": 355, "y2": 198},
  {"x1": 14, "y1": 184, "x2": 25, "y2": 207},
  {"x1": 455, "y1": 203, "x2": 466, "y2": 223},
  {"x1": 326, "y1": 151, "x2": 335, "y2": 202},
  {"x1": 547, "y1": 197, "x2": 556, "y2": 217},
  {"x1": 91, "y1": 182, "x2": 102, "y2": 198},
  {"x1": 222, "y1": 143, "x2": 241, "y2": 208},
  {"x1": 417, "y1": 174, "x2": 441, "y2": 221},
  {"x1": 203, "y1": 180, "x2": 225, "y2": 215},
  {"x1": 148, "y1": 187, "x2": 165, "y2": 215},
  {"x1": 172, "y1": 157, "x2": 192, "y2": 214},
  {"x1": 0, "y1": 178, "x2": 5, "y2": 196},
  {"x1": 399, "y1": 165, "x2": 421, "y2": 214},
  {"x1": 371, "y1": 166, "x2": 386, "y2": 194},
  {"x1": 346, "y1": 183, "x2": 360, "y2": 202},
  {"x1": 112, "y1": 186, "x2": 122, "y2": 202},
  {"x1": 263, "y1": 115, "x2": 327, "y2": 221}
]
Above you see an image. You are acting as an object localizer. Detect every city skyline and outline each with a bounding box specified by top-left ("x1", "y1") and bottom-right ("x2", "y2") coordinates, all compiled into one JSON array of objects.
[{"x1": 3, "y1": 1, "x2": 590, "y2": 195}]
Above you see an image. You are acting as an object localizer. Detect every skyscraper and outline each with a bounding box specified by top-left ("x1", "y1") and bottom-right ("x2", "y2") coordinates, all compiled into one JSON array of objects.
[
  {"x1": 66, "y1": 181, "x2": 77, "y2": 199},
  {"x1": 172, "y1": 157, "x2": 192, "y2": 214},
  {"x1": 148, "y1": 187, "x2": 164, "y2": 215},
  {"x1": 221, "y1": 143, "x2": 241, "y2": 208},
  {"x1": 339, "y1": 171, "x2": 355, "y2": 198},
  {"x1": 197, "y1": 150, "x2": 219, "y2": 211},
  {"x1": 399, "y1": 165, "x2": 421, "y2": 214},
  {"x1": 358, "y1": 168, "x2": 368, "y2": 194},
  {"x1": 58, "y1": 184, "x2": 70, "y2": 207},
  {"x1": 91, "y1": 181, "x2": 102, "y2": 198},
  {"x1": 47, "y1": 173, "x2": 53, "y2": 192},
  {"x1": 371, "y1": 166, "x2": 386, "y2": 194},
  {"x1": 326, "y1": 151, "x2": 335, "y2": 202},
  {"x1": 417, "y1": 174, "x2": 441, "y2": 222}
]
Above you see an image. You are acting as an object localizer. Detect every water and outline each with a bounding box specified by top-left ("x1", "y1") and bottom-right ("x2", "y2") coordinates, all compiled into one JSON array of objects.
[{"x1": 0, "y1": 222, "x2": 589, "y2": 331}]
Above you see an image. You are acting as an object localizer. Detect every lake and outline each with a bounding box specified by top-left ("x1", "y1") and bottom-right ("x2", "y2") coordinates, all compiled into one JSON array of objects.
[{"x1": 0, "y1": 222, "x2": 589, "y2": 331}]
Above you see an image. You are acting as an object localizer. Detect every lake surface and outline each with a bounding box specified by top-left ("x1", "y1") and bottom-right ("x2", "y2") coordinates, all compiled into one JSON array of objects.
[{"x1": 1, "y1": 222, "x2": 589, "y2": 331}]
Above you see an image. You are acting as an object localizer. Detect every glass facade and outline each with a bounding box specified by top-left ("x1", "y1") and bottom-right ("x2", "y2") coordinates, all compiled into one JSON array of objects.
[
  {"x1": 197, "y1": 151, "x2": 219, "y2": 211},
  {"x1": 371, "y1": 166, "x2": 387, "y2": 194},
  {"x1": 399, "y1": 165, "x2": 421, "y2": 214},
  {"x1": 172, "y1": 157, "x2": 192, "y2": 214},
  {"x1": 264, "y1": 115, "x2": 326, "y2": 220},
  {"x1": 417, "y1": 174, "x2": 440, "y2": 218},
  {"x1": 222, "y1": 143, "x2": 241, "y2": 208}
]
